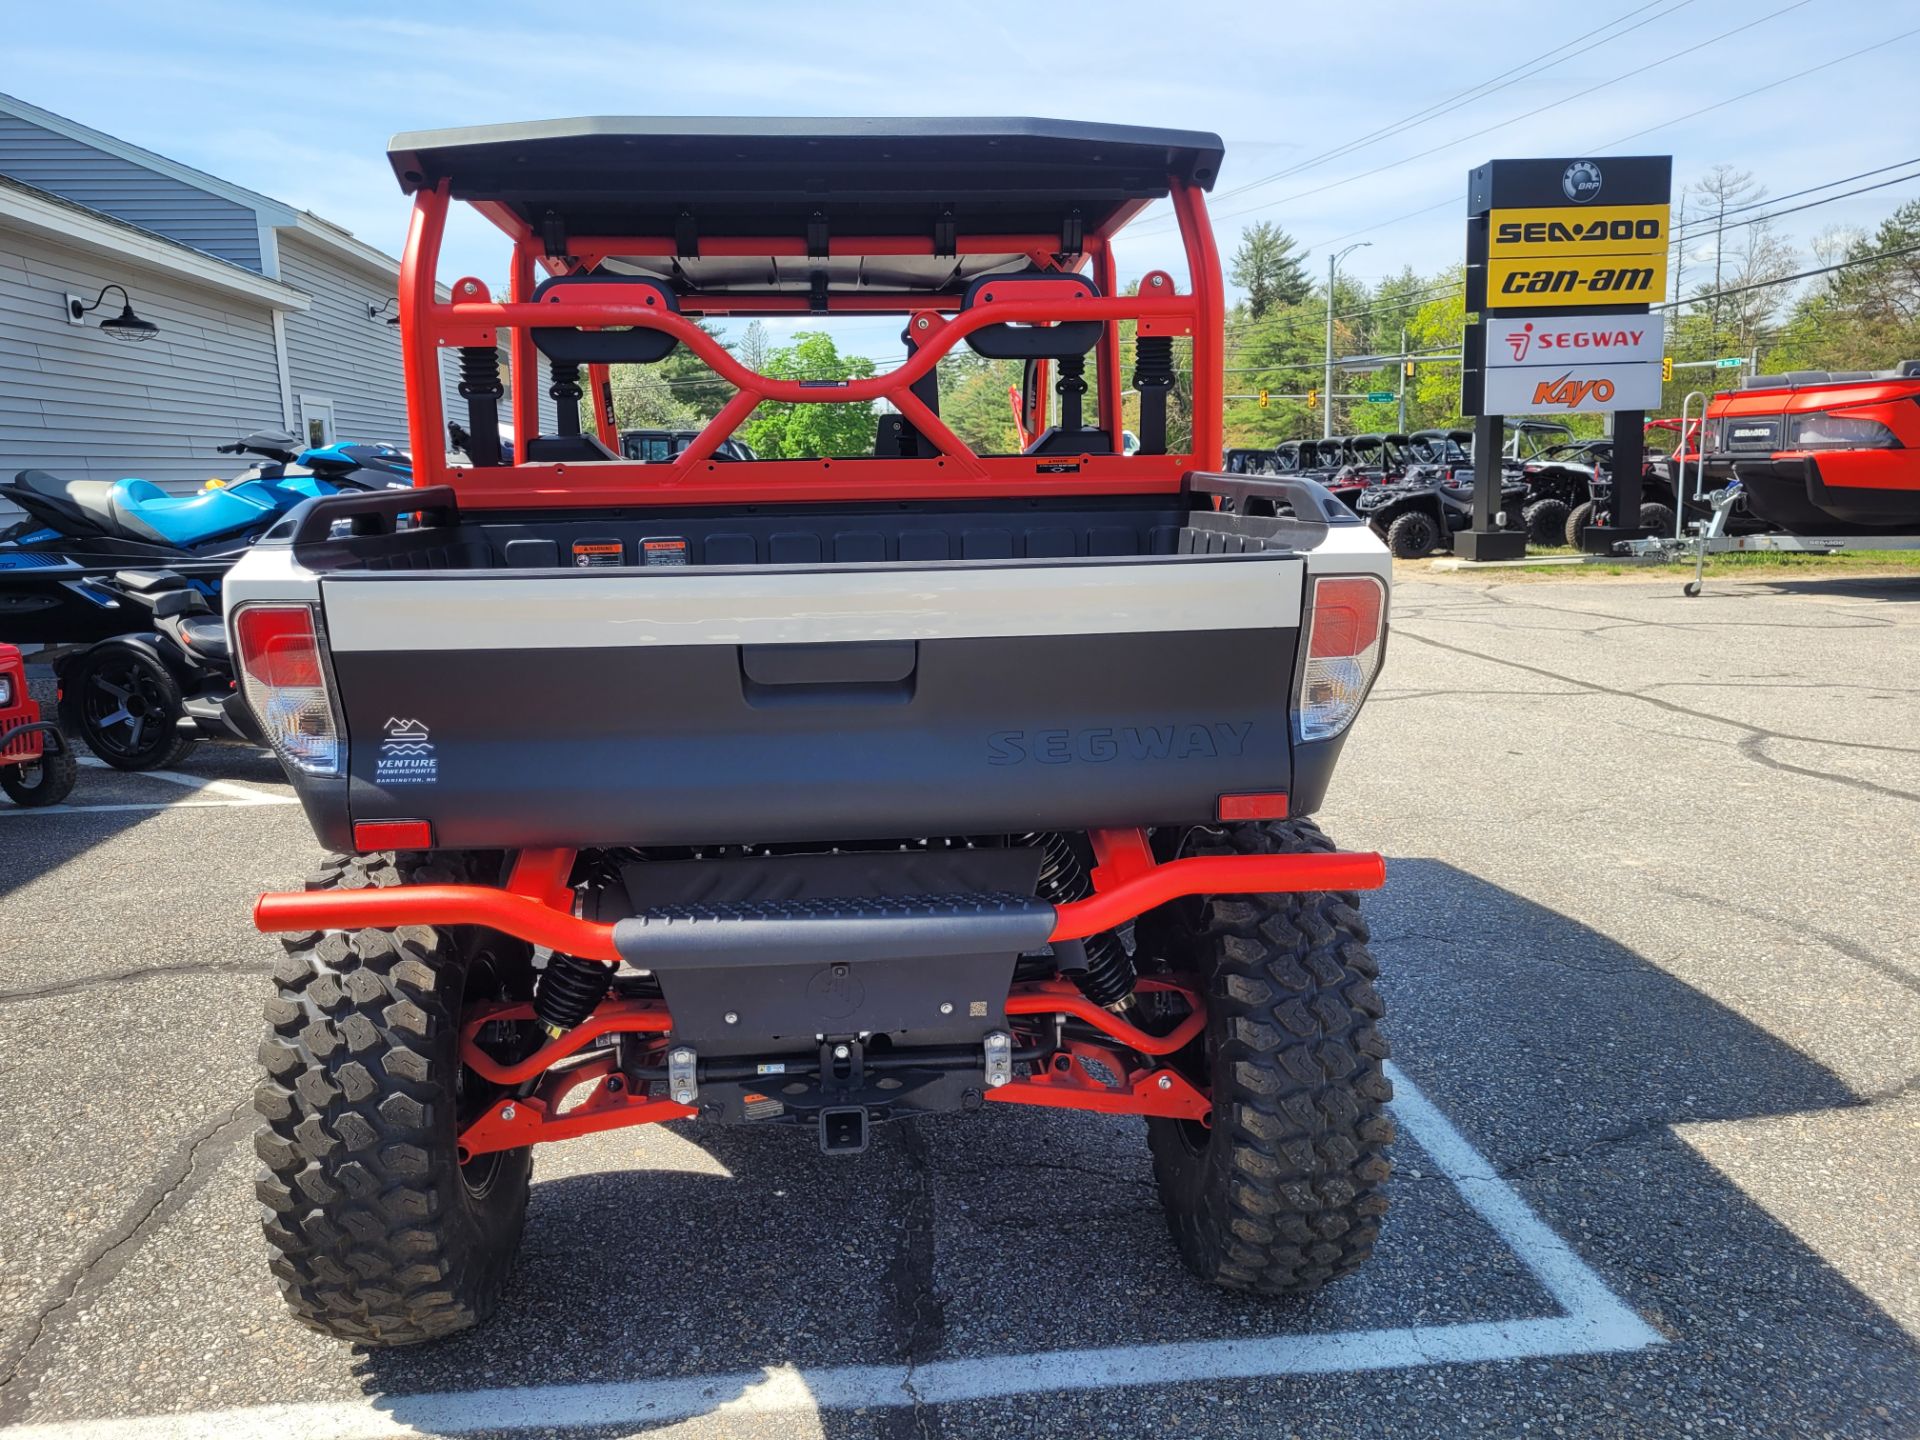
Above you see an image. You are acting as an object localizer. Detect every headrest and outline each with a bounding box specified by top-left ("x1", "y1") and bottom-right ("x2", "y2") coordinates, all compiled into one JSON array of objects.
[
  {"x1": 530, "y1": 275, "x2": 681, "y2": 365},
  {"x1": 960, "y1": 270, "x2": 1104, "y2": 361}
]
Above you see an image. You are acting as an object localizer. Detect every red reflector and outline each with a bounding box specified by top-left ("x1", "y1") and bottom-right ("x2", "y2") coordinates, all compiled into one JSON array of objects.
[
  {"x1": 1217, "y1": 791, "x2": 1290, "y2": 821},
  {"x1": 233, "y1": 605, "x2": 323, "y2": 688},
  {"x1": 1308, "y1": 576, "x2": 1386, "y2": 659},
  {"x1": 353, "y1": 820, "x2": 433, "y2": 852}
]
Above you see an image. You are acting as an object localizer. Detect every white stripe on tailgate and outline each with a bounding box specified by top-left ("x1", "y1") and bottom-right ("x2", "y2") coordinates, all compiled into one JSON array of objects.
[{"x1": 321, "y1": 556, "x2": 1303, "y2": 651}]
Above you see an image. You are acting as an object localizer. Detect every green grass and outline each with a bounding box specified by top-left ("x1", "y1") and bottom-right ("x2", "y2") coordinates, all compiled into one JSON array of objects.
[
  {"x1": 1418, "y1": 546, "x2": 1920, "y2": 580},
  {"x1": 1697, "y1": 548, "x2": 1920, "y2": 573}
]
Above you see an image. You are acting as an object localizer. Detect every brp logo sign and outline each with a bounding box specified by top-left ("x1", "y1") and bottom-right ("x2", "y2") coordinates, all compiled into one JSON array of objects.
[{"x1": 1562, "y1": 161, "x2": 1603, "y2": 204}]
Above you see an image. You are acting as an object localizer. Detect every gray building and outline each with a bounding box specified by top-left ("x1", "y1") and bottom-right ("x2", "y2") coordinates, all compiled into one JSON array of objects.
[{"x1": 0, "y1": 91, "x2": 471, "y2": 510}]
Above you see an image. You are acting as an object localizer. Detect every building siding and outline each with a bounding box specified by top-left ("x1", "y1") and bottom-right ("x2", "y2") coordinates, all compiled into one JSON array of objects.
[
  {"x1": 0, "y1": 114, "x2": 263, "y2": 272},
  {"x1": 0, "y1": 230, "x2": 282, "y2": 504},
  {"x1": 279, "y1": 232, "x2": 413, "y2": 447}
]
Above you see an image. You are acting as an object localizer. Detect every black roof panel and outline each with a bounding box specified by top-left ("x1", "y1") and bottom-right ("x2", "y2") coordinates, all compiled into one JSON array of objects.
[{"x1": 387, "y1": 117, "x2": 1223, "y2": 242}]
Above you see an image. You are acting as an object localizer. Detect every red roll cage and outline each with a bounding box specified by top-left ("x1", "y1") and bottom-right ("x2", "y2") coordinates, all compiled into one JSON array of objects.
[{"x1": 394, "y1": 138, "x2": 1225, "y2": 509}]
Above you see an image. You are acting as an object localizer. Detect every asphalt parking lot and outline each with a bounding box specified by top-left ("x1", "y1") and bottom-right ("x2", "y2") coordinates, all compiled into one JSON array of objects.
[{"x1": 1, "y1": 570, "x2": 1916, "y2": 1440}]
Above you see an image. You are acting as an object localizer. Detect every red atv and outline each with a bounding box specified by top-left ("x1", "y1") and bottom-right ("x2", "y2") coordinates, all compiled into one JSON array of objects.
[
  {"x1": 0, "y1": 643, "x2": 77, "y2": 807},
  {"x1": 227, "y1": 117, "x2": 1395, "y2": 1344}
]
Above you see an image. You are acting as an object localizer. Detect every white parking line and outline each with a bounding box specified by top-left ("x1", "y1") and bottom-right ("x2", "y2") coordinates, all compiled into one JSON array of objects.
[
  {"x1": 0, "y1": 758, "x2": 299, "y2": 816},
  {"x1": 76, "y1": 755, "x2": 293, "y2": 804},
  {"x1": 0, "y1": 1061, "x2": 1662, "y2": 1440}
]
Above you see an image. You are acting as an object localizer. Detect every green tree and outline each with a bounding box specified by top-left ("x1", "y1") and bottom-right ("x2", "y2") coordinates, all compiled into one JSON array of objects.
[
  {"x1": 1404, "y1": 270, "x2": 1468, "y2": 431},
  {"x1": 608, "y1": 364, "x2": 700, "y2": 432},
  {"x1": 938, "y1": 350, "x2": 1022, "y2": 453},
  {"x1": 1769, "y1": 200, "x2": 1920, "y2": 372},
  {"x1": 657, "y1": 320, "x2": 734, "y2": 419},
  {"x1": 736, "y1": 332, "x2": 878, "y2": 458},
  {"x1": 1228, "y1": 222, "x2": 1311, "y2": 318},
  {"x1": 736, "y1": 319, "x2": 772, "y2": 374}
]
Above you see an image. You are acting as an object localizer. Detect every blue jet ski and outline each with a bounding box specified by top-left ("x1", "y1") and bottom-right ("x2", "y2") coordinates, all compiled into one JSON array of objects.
[{"x1": 0, "y1": 432, "x2": 411, "y2": 646}]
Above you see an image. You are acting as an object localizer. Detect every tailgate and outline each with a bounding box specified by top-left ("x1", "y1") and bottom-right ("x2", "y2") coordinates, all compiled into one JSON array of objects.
[{"x1": 319, "y1": 554, "x2": 1305, "y2": 848}]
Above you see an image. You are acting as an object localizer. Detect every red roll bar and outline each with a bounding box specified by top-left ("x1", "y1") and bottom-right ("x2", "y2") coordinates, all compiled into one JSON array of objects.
[{"x1": 396, "y1": 178, "x2": 1227, "y2": 508}]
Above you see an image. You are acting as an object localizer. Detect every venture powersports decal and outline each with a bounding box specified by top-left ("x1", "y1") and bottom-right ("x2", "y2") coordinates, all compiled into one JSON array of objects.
[{"x1": 375, "y1": 716, "x2": 437, "y2": 785}]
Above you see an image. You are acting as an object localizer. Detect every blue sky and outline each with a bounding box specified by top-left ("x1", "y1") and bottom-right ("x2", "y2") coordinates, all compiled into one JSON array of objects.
[{"x1": 8, "y1": 0, "x2": 1917, "y2": 359}]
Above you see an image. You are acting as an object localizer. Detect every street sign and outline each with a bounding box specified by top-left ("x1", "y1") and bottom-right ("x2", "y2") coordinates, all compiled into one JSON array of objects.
[
  {"x1": 1482, "y1": 314, "x2": 1665, "y2": 414},
  {"x1": 1715, "y1": 356, "x2": 1744, "y2": 369},
  {"x1": 1367, "y1": 390, "x2": 1394, "y2": 403}
]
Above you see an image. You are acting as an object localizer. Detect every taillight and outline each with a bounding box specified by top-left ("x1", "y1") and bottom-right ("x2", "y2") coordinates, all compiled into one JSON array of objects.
[
  {"x1": 232, "y1": 604, "x2": 339, "y2": 775},
  {"x1": 1296, "y1": 575, "x2": 1387, "y2": 742},
  {"x1": 1787, "y1": 411, "x2": 1898, "y2": 449}
]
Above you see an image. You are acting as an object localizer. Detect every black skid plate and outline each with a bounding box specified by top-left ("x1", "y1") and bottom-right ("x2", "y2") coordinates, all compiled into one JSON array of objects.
[{"x1": 611, "y1": 893, "x2": 1054, "y2": 1056}]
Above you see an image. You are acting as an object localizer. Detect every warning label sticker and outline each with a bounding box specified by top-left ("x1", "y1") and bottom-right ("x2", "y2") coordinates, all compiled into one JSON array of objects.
[
  {"x1": 572, "y1": 539, "x2": 624, "y2": 568},
  {"x1": 641, "y1": 537, "x2": 689, "y2": 567}
]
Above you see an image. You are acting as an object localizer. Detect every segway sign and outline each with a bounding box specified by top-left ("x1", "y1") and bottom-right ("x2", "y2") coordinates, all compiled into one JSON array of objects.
[{"x1": 1482, "y1": 314, "x2": 1665, "y2": 414}]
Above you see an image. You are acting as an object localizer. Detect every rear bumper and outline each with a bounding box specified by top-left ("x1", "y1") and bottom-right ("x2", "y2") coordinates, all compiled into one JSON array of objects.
[
  {"x1": 252, "y1": 846, "x2": 1388, "y2": 960},
  {"x1": 254, "y1": 840, "x2": 1386, "y2": 1156}
]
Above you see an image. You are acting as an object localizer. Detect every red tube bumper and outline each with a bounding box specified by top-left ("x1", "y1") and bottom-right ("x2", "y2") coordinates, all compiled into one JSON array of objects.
[{"x1": 253, "y1": 848, "x2": 1386, "y2": 955}]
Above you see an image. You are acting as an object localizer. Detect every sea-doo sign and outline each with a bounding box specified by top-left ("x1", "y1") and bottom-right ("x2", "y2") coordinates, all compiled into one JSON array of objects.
[
  {"x1": 1482, "y1": 314, "x2": 1666, "y2": 414},
  {"x1": 1462, "y1": 154, "x2": 1672, "y2": 412}
]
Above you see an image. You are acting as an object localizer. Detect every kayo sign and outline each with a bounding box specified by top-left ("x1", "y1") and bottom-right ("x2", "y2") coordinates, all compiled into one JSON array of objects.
[{"x1": 1483, "y1": 314, "x2": 1665, "y2": 414}]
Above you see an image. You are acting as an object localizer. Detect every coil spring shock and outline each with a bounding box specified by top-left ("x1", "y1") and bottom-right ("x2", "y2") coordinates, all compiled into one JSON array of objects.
[
  {"x1": 533, "y1": 952, "x2": 613, "y2": 1038},
  {"x1": 457, "y1": 345, "x2": 502, "y2": 400},
  {"x1": 1132, "y1": 334, "x2": 1174, "y2": 389},
  {"x1": 1024, "y1": 831, "x2": 1135, "y2": 1010},
  {"x1": 1132, "y1": 335, "x2": 1174, "y2": 456}
]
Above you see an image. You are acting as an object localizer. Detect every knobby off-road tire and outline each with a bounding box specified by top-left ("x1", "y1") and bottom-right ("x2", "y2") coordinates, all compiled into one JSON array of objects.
[
  {"x1": 1524, "y1": 498, "x2": 1571, "y2": 548},
  {"x1": 256, "y1": 851, "x2": 535, "y2": 1345},
  {"x1": 1639, "y1": 502, "x2": 1676, "y2": 536},
  {"x1": 1564, "y1": 499, "x2": 1599, "y2": 549},
  {"x1": 1385, "y1": 511, "x2": 1439, "y2": 559},
  {"x1": 0, "y1": 733, "x2": 77, "y2": 806},
  {"x1": 1144, "y1": 818, "x2": 1393, "y2": 1296}
]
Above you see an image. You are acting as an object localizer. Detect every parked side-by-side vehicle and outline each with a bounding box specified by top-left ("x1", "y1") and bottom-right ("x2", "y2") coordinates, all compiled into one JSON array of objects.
[{"x1": 224, "y1": 116, "x2": 1397, "y2": 1344}]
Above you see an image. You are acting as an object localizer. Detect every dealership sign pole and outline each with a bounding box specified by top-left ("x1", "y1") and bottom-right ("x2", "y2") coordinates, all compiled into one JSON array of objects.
[{"x1": 1459, "y1": 155, "x2": 1673, "y2": 559}]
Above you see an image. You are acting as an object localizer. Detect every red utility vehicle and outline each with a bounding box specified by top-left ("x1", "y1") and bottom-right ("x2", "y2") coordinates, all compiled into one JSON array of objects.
[
  {"x1": 226, "y1": 118, "x2": 1395, "y2": 1344},
  {"x1": 1703, "y1": 363, "x2": 1920, "y2": 534},
  {"x1": 0, "y1": 643, "x2": 77, "y2": 807}
]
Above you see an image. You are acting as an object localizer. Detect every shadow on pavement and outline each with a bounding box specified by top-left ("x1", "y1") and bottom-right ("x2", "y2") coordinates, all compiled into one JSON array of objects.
[
  {"x1": 343, "y1": 862, "x2": 1919, "y2": 1435},
  {"x1": 0, "y1": 674, "x2": 286, "y2": 900}
]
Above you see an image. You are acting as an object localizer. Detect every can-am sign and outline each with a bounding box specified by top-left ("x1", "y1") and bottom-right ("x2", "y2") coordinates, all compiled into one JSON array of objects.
[{"x1": 1483, "y1": 314, "x2": 1665, "y2": 414}]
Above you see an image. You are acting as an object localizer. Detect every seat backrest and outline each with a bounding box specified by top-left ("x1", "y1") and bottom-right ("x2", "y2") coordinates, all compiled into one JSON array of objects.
[
  {"x1": 960, "y1": 270, "x2": 1104, "y2": 361},
  {"x1": 530, "y1": 275, "x2": 683, "y2": 366}
]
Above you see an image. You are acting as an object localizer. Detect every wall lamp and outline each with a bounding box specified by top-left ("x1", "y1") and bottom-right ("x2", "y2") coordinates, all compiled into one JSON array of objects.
[{"x1": 67, "y1": 284, "x2": 160, "y2": 341}]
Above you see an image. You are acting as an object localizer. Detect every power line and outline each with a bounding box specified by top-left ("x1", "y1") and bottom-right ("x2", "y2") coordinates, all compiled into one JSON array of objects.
[
  {"x1": 1671, "y1": 155, "x2": 1920, "y2": 233},
  {"x1": 1609, "y1": 25, "x2": 1920, "y2": 150},
  {"x1": 1312, "y1": 162, "x2": 1920, "y2": 320},
  {"x1": 1673, "y1": 167, "x2": 1920, "y2": 246},
  {"x1": 1654, "y1": 237, "x2": 1920, "y2": 310},
  {"x1": 1191, "y1": 0, "x2": 1814, "y2": 234},
  {"x1": 1204, "y1": 0, "x2": 1689, "y2": 205}
]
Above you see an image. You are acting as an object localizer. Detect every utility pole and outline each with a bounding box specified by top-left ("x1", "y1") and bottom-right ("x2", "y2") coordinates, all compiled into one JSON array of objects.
[
  {"x1": 1397, "y1": 326, "x2": 1409, "y2": 433},
  {"x1": 1323, "y1": 242, "x2": 1370, "y2": 439}
]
